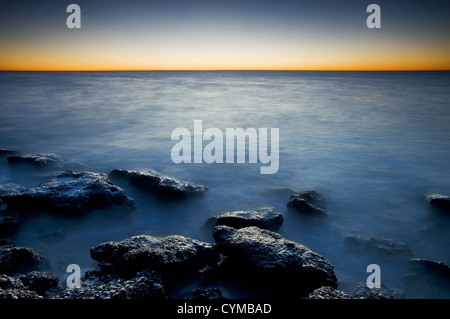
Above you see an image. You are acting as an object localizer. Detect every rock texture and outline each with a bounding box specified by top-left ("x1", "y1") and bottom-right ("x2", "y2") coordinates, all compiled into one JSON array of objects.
[
  {"x1": 0, "y1": 274, "x2": 42, "y2": 299},
  {"x1": 109, "y1": 169, "x2": 207, "y2": 198},
  {"x1": 0, "y1": 171, "x2": 135, "y2": 214},
  {"x1": 57, "y1": 270, "x2": 166, "y2": 299},
  {"x1": 207, "y1": 207, "x2": 283, "y2": 231},
  {"x1": 90, "y1": 234, "x2": 218, "y2": 275},
  {"x1": 287, "y1": 190, "x2": 326, "y2": 216},
  {"x1": 306, "y1": 286, "x2": 352, "y2": 299},
  {"x1": 213, "y1": 226, "x2": 337, "y2": 297},
  {"x1": 0, "y1": 242, "x2": 46, "y2": 274},
  {"x1": 7, "y1": 153, "x2": 62, "y2": 167}
]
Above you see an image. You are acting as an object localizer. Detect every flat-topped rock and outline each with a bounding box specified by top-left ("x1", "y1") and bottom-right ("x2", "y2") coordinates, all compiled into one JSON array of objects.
[
  {"x1": 344, "y1": 234, "x2": 412, "y2": 257},
  {"x1": 426, "y1": 194, "x2": 450, "y2": 212},
  {"x1": 207, "y1": 207, "x2": 284, "y2": 231},
  {"x1": 7, "y1": 153, "x2": 62, "y2": 167},
  {"x1": 0, "y1": 171, "x2": 135, "y2": 214},
  {"x1": 213, "y1": 225, "x2": 337, "y2": 297},
  {"x1": 109, "y1": 169, "x2": 207, "y2": 198},
  {"x1": 90, "y1": 234, "x2": 218, "y2": 275}
]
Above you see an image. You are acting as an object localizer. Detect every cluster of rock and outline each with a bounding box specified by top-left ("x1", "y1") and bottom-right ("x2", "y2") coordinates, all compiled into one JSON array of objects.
[{"x1": 1, "y1": 149, "x2": 450, "y2": 299}]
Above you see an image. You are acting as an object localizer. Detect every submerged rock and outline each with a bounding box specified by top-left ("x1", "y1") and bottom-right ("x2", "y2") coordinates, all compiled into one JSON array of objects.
[
  {"x1": 426, "y1": 194, "x2": 450, "y2": 212},
  {"x1": 287, "y1": 190, "x2": 326, "y2": 216},
  {"x1": 0, "y1": 171, "x2": 135, "y2": 214},
  {"x1": 344, "y1": 234, "x2": 412, "y2": 257},
  {"x1": 213, "y1": 226, "x2": 337, "y2": 297},
  {"x1": 57, "y1": 270, "x2": 166, "y2": 299},
  {"x1": 207, "y1": 207, "x2": 284, "y2": 231},
  {"x1": 109, "y1": 169, "x2": 207, "y2": 198},
  {"x1": 305, "y1": 286, "x2": 352, "y2": 299},
  {"x1": 7, "y1": 153, "x2": 62, "y2": 167},
  {"x1": 0, "y1": 213, "x2": 21, "y2": 234},
  {"x1": 0, "y1": 274, "x2": 42, "y2": 299},
  {"x1": 404, "y1": 258, "x2": 450, "y2": 298},
  {"x1": 90, "y1": 234, "x2": 218, "y2": 275},
  {"x1": 0, "y1": 243, "x2": 47, "y2": 274}
]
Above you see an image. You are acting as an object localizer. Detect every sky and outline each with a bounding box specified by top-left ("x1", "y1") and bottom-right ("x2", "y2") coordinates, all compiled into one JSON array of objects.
[{"x1": 0, "y1": 0, "x2": 449, "y2": 71}]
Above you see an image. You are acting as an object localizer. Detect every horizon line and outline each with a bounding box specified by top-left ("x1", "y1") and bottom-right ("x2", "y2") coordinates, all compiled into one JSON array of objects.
[{"x1": 1, "y1": 69, "x2": 449, "y2": 72}]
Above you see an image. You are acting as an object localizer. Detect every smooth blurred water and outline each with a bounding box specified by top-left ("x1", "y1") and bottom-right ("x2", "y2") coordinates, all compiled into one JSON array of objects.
[{"x1": 1, "y1": 71, "x2": 450, "y2": 298}]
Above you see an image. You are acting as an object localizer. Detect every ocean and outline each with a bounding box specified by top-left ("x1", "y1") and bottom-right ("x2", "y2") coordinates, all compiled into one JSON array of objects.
[{"x1": 1, "y1": 71, "x2": 449, "y2": 298}]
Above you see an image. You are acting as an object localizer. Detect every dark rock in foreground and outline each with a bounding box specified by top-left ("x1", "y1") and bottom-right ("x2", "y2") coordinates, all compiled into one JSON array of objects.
[
  {"x1": 207, "y1": 207, "x2": 284, "y2": 231},
  {"x1": 0, "y1": 242, "x2": 46, "y2": 274},
  {"x1": 193, "y1": 287, "x2": 225, "y2": 300},
  {"x1": 90, "y1": 234, "x2": 218, "y2": 275},
  {"x1": 305, "y1": 286, "x2": 352, "y2": 299},
  {"x1": 213, "y1": 226, "x2": 337, "y2": 297},
  {"x1": 0, "y1": 171, "x2": 135, "y2": 214},
  {"x1": 350, "y1": 283, "x2": 404, "y2": 299},
  {"x1": 287, "y1": 190, "x2": 326, "y2": 217},
  {"x1": 0, "y1": 274, "x2": 42, "y2": 299},
  {"x1": 19, "y1": 271, "x2": 59, "y2": 296},
  {"x1": 7, "y1": 153, "x2": 62, "y2": 167},
  {"x1": 344, "y1": 234, "x2": 412, "y2": 257},
  {"x1": 408, "y1": 258, "x2": 450, "y2": 281},
  {"x1": 426, "y1": 194, "x2": 450, "y2": 212},
  {"x1": 109, "y1": 169, "x2": 207, "y2": 198},
  {"x1": 57, "y1": 270, "x2": 166, "y2": 299}
]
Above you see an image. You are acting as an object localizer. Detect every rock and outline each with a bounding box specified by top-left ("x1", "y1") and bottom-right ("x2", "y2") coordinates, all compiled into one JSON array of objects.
[
  {"x1": 0, "y1": 183, "x2": 25, "y2": 196},
  {"x1": 408, "y1": 258, "x2": 450, "y2": 281},
  {"x1": 0, "y1": 171, "x2": 135, "y2": 214},
  {"x1": 287, "y1": 190, "x2": 326, "y2": 216},
  {"x1": 426, "y1": 194, "x2": 450, "y2": 212},
  {"x1": 350, "y1": 283, "x2": 404, "y2": 299},
  {"x1": 213, "y1": 226, "x2": 337, "y2": 297},
  {"x1": 207, "y1": 207, "x2": 284, "y2": 231},
  {"x1": 0, "y1": 244, "x2": 46, "y2": 274},
  {"x1": 109, "y1": 169, "x2": 207, "y2": 198},
  {"x1": 0, "y1": 274, "x2": 42, "y2": 299},
  {"x1": 404, "y1": 259, "x2": 450, "y2": 298},
  {"x1": 0, "y1": 149, "x2": 19, "y2": 156},
  {"x1": 19, "y1": 271, "x2": 59, "y2": 296},
  {"x1": 0, "y1": 213, "x2": 21, "y2": 234},
  {"x1": 193, "y1": 287, "x2": 225, "y2": 300},
  {"x1": 90, "y1": 234, "x2": 218, "y2": 276},
  {"x1": 57, "y1": 270, "x2": 166, "y2": 299},
  {"x1": 305, "y1": 286, "x2": 352, "y2": 299},
  {"x1": 344, "y1": 234, "x2": 412, "y2": 257},
  {"x1": 7, "y1": 153, "x2": 62, "y2": 167}
]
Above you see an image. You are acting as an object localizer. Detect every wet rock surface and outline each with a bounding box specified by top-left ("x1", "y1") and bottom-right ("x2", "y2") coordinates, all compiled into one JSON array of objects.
[
  {"x1": 0, "y1": 274, "x2": 42, "y2": 299},
  {"x1": 109, "y1": 169, "x2": 207, "y2": 198},
  {"x1": 0, "y1": 242, "x2": 47, "y2": 274},
  {"x1": 349, "y1": 283, "x2": 404, "y2": 299},
  {"x1": 90, "y1": 234, "x2": 218, "y2": 276},
  {"x1": 207, "y1": 207, "x2": 284, "y2": 231},
  {"x1": 213, "y1": 225, "x2": 337, "y2": 297},
  {"x1": 287, "y1": 190, "x2": 326, "y2": 216},
  {"x1": 6, "y1": 153, "x2": 63, "y2": 167},
  {"x1": 0, "y1": 170, "x2": 135, "y2": 214},
  {"x1": 305, "y1": 286, "x2": 352, "y2": 299},
  {"x1": 344, "y1": 234, "x2": 412, "y2": 256},
  {"x1": 57, "y1": 270, "x2": 167, "y2": 299},
  {"x1": 426, "y1": 194, "x2": 450, "y2": 212},
  {"x1": 19, "y1": 271, "x2": 59, "y2": 296}
]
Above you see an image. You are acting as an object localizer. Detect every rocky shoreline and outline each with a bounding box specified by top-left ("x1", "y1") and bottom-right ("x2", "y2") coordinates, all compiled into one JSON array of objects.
[{"x1": 1, "y1": 149, "x2": 450, "y2": 299}]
